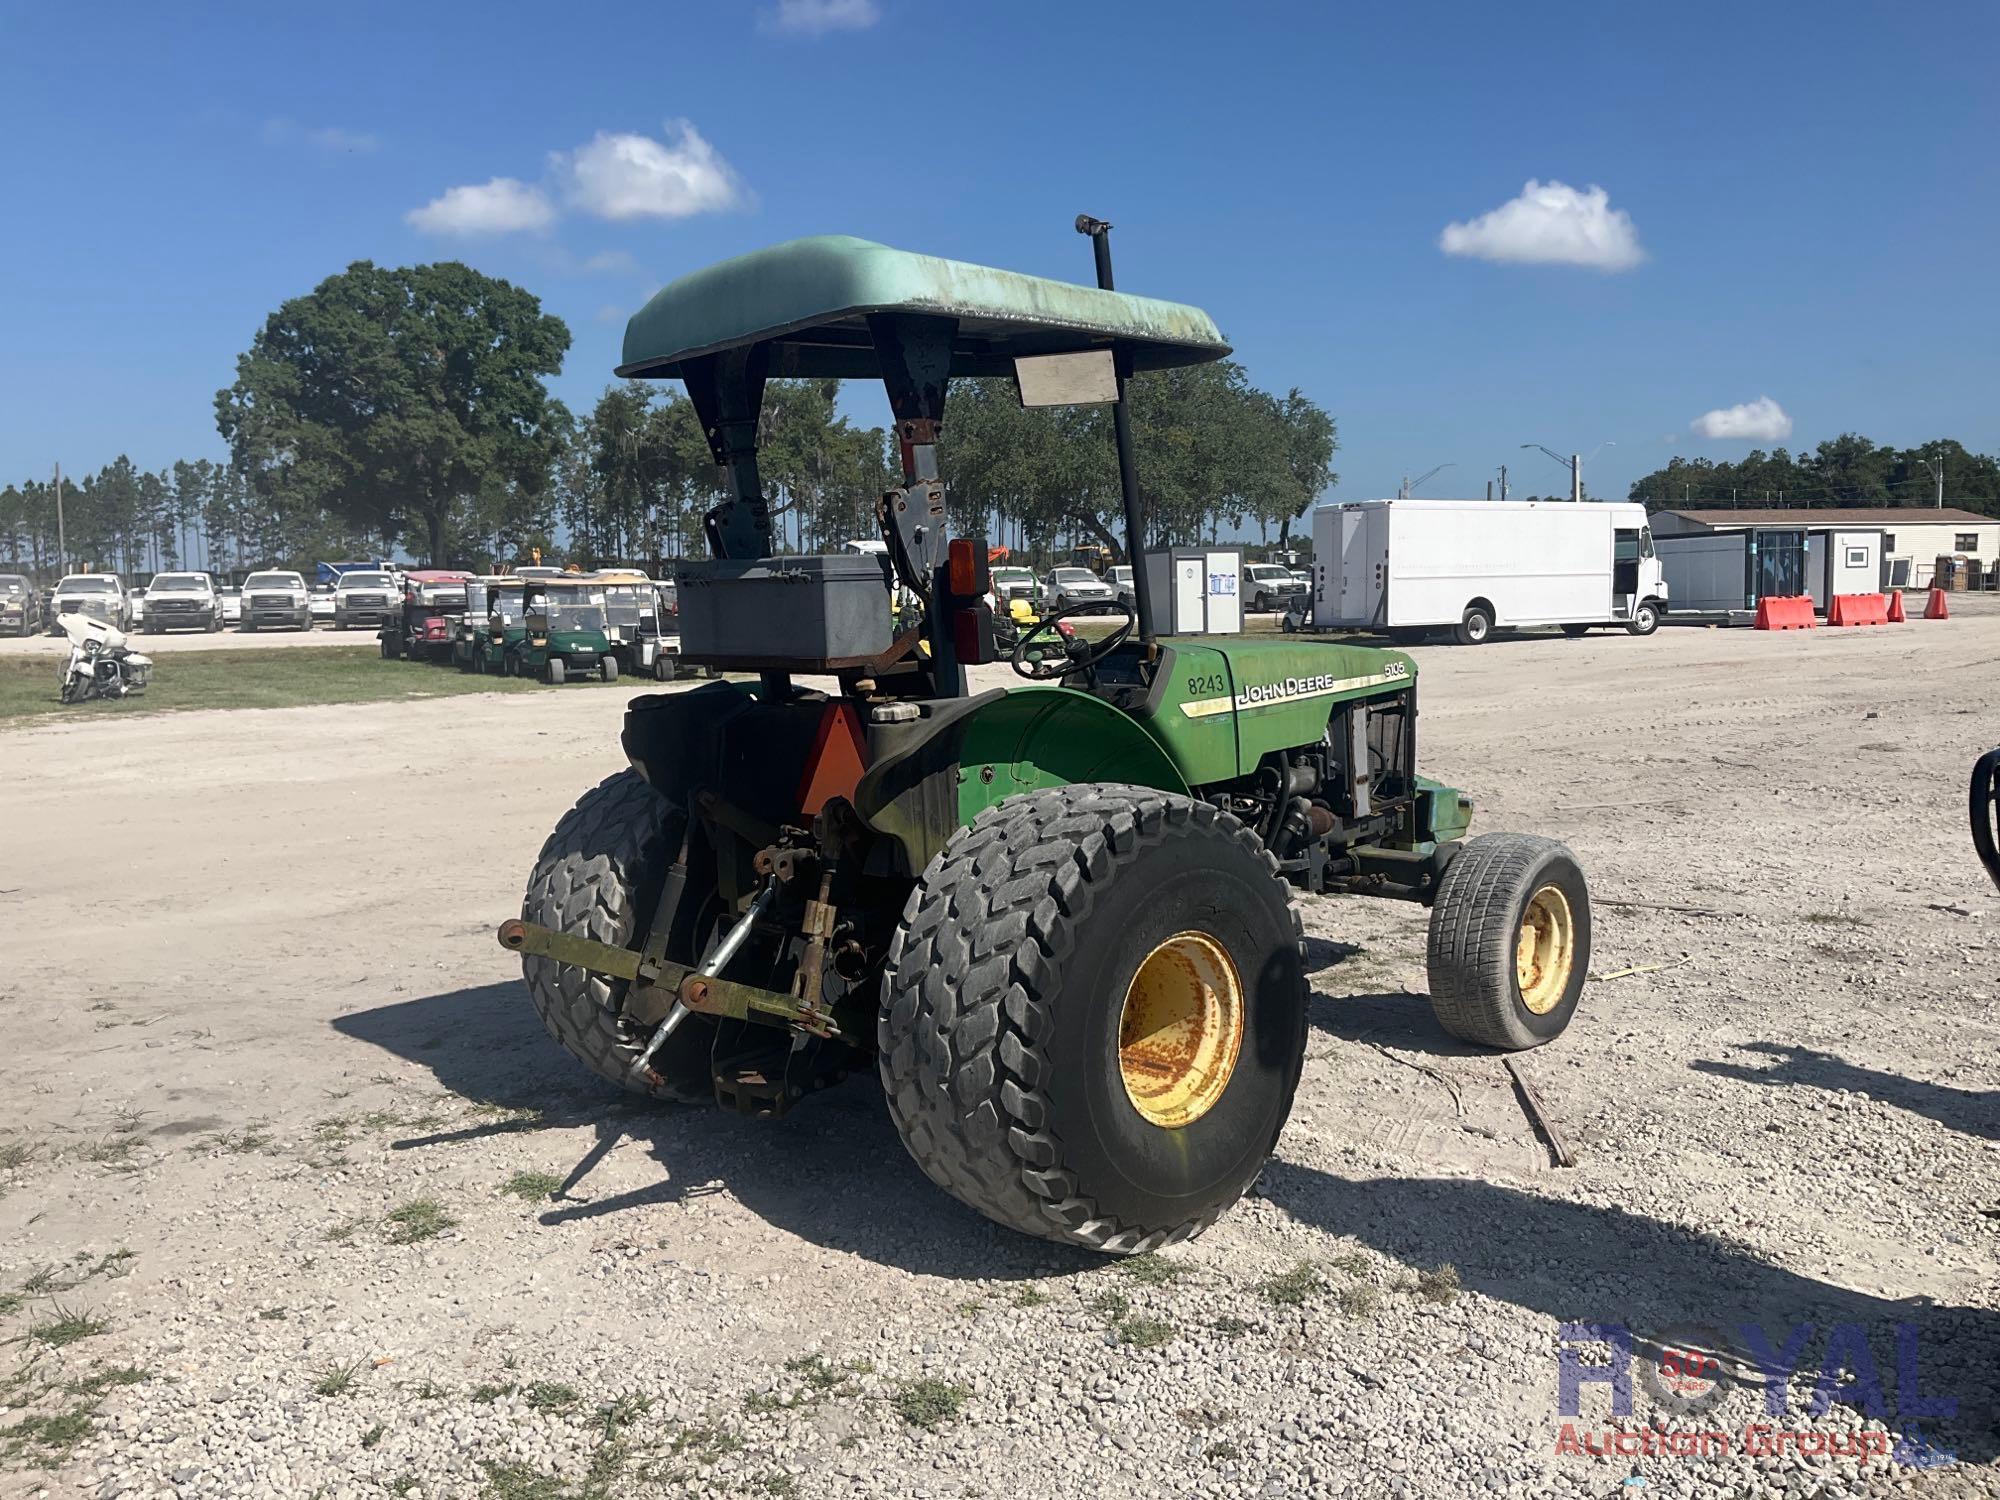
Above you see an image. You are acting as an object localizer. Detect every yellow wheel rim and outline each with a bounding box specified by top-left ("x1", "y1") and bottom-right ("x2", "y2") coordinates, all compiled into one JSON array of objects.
[
  {"x1": 1117, "y1": 931, "x2": 1245, "y2": 1129},
  {"x1": 1516, "y1": 885, "x2": 1575, "y2": 1015}
]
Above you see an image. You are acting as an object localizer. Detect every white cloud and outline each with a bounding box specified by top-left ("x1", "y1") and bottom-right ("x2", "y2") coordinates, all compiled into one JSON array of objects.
[
  {"x1": 405, "y1": 177, "x2": 555, "y2": 236},
  {"x1": 761, "y1": 0, "x2": 879, "y2": 35},
  {"x1": 595, "y1": 304, "x2": 627, "y2": 324},
  {"x1": 553, "y1": 122, "x2": 744, "y2": 221},
  {"x1": 1439, "y1": 179, "x2": 1644, "y2": 272},
  {"x1": 581, "y1": 250, "x2": 639, "y2": 275},
  {"x1": 1691, "y1": 396, "x2": 1792, "y2": 442},
  {"x1": 263, "y1": 118, "x2": 379, "y2": 154}
]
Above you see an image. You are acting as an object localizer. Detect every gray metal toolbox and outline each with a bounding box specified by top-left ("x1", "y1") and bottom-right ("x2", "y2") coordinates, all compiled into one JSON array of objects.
[{"x1": 675, "y1": 553, "x2": 895, "y2": 667}]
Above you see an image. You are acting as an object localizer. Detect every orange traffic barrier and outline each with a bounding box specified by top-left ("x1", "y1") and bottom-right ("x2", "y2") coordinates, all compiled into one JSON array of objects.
[
  {"x1": 1924, "y1": 587, "x2": 1950, "y2": 620},
  {"x1": 1827, "y1": 593, "x2": 1892, "y2": 627},
  {"x1": 1885, "y1": 591, "x2": 1907, "y2": 623},
  {"x1": 1753, "y1": 595, "x2": 1816, "y2": 630}
]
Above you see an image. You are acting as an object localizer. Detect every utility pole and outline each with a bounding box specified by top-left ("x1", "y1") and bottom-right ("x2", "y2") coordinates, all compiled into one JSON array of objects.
[
  {"x1": 1569, "y1": 453, "x2": 1582, "y2": 504},
  {"x1": 1485, "y1": 480, "x2": 1493, "y2": 501},
  {"x1": 1498, "y1": 465, "x2": 1508, "y2": 501},
  {"x1": 54, "y1": 463, "x2": 66, "y2": 571}
]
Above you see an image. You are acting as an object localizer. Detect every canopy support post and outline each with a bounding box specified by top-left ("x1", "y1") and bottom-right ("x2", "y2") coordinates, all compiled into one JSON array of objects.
[{"x1": 1076, "y1": 215, "x2": 1158, "y2": 659}]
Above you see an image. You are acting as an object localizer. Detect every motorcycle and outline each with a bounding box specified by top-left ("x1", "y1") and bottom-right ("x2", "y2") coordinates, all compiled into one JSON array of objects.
[{"x1": 55, "y1": 613, "x2": 153, "y2": 703}]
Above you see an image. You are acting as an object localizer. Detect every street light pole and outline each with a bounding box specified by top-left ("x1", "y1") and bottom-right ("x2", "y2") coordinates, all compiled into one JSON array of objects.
[
  {"x1": 1918, "y1": 453, "x2": 1945, "y2": 509},
  {"x1": 54, "y1": 462, "x2": 66, "y2": 570},
  {"x1": 1521, "y1": 441, "x2": 1613, "y2": 501},
  {"x1": 1401, "y1": 462, "x2": 1454, "y2": 499}
]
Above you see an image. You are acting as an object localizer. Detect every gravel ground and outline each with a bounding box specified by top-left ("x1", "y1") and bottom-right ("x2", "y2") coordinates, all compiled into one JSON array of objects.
[{"x1": 0, "y1": 603, "x2": 1994, "y2": 1499}]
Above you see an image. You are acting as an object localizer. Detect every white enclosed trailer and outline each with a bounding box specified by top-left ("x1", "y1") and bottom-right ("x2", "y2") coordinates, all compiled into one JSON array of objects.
[{"x1": 1308, "y1": 499, "x2": 1668, "y2": 644}]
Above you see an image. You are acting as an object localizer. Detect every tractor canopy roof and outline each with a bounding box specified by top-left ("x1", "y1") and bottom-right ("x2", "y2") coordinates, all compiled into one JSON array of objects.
[{"x1": 617, "y1": 235, "x2": 1230, "y2": 381}]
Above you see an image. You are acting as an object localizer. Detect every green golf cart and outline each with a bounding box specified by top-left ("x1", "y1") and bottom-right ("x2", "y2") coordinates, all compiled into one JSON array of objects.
[{"x1": 516, "y1": 579, "x2": 618, "y2": 685}]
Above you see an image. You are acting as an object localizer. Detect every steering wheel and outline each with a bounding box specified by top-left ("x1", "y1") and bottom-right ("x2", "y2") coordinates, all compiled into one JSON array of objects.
[{"x1": 1011, "y1": 603, "x2": 1134, "y2": 680}]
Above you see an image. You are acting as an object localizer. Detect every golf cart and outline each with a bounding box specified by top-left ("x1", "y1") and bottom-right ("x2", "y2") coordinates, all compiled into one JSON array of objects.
[
  {"x1": 471, "y1": 577, "x2": 529, "y2": 675},
  {"x1": 592, "y1": 569, "x2": 678, "y2": 682},
  {"x1": 498, "y1": 226, "x2": 1592, "y2": 1254},
  {"x1": 516, "y1": 579, "x2": 617, "y2": 685},
  {"x1": 454, "y1": 577, "x2": 500, "y2": 670},
  {"x1": 381, "y1": 570, "x2": 472, "y2": 662}
]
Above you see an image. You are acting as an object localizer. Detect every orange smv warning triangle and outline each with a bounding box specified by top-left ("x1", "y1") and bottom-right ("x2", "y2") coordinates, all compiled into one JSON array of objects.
[{"x1": 796, "y1": 702, "x2": 869, "y2": 815}]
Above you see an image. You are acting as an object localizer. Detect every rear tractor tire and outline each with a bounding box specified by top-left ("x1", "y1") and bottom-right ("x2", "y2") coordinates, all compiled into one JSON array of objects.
[
  {"x1": 1425, "y1": 833, "x2": 1590, "y2": 1050},
  {"x1": 520, "y1": 769, "x2": 718, "y2": 1101},
  {"x1": 879, "y1": 785, "x2": 1309, "y2": 1253}
]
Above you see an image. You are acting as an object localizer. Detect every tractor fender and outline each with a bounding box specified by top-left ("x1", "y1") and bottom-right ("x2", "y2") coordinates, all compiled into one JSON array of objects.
[{"x1": 854, "y1": 686, "x2": 1190, "y2": 874}]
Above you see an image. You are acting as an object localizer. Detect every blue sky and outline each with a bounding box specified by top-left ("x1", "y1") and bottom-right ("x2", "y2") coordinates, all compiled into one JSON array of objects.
[{"x1": 4, "y1": 0, "x2": 1996, "y2": 507}]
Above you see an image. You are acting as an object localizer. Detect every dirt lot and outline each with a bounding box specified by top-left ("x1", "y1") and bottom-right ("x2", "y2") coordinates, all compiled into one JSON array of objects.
[{"x1": 1, "y1": 607, "x2": 1995, "y2": 1499}]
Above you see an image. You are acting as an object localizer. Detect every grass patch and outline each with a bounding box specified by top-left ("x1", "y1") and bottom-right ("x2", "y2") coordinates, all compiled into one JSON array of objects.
[
  {"x1": 479, "y1": 1461, "x2": 571, "y2": 1500},
  {"x1": 323, "y1": 1217, "x2": 370, "y2": 1244},
  {"x1": 64, "y1": 1365, "x2": 149, "y2": 1399},
  {"x1": 1115, "y1": 1253, "x2": 1189, "y2": 1286},
  {"x1": 892, "y1": 1377, "x2": 969, "y2": 1430},
  {"x1": 782, "y1": 1354, "x2": 845, "y2": 1392},
  {"x1": 1013, "y1": 1287, "x2": 1050, "y2": 1308},
  {"x1": 1115, "y1": 1314, "x2": 1176, "y2": 1348},
  {"x1": 361, "y1": 1422, "x2": 385, "y2": 1450},
  {"x1": 501, "y1": 1170, "x2": 565, "y2": 1201},
  {"x1": 1257, "y1": 1260, "x2": 1325, "y2": 1307},
  {"x1": 0, "y1": 644, "x2": 557, "y2": 726},
  {"x1": 1205, "y1": 1440, "x2": 1242, "y2": 1461},
  {"x1": 1088, "y1": 1289, "x2": 1130, "y2": 1318},
  {"x1": 524, "y1": 1380, "x2": 580, "y2": 1412},
  {"x1": 0, "y1": 1139, "x2": 31, "y2": 1171},
  {"x1": 257, "y1": 1306, "x2": 288, "y2": 1321},
  {"x1": 1408, "y1": 1263, "x2": 1461, "y2": 1304},
  {"x1": 1333, "y1": 1283, "x2": 1380, "y2": 1319},
  {"x1": 20, "y1": 1267, "x2": 64, "y2": 1295},
  {"x1": 313, "y1": 1358, "x2": 366, "y2": 1397},
  {"x1": 82, "y1": 1137, "x2": 144, "y2": 1167},
  {"x1": 759, "y1": 1475, "x2": 799, "y2": 1496},
  {"x1": 30, "y1": 1304, "x2": 108, "y2": 1348},
  {"x1": 669, "y1": 1420, "x2": 742, "y2": 1461},
  {"x1": 384, "y1": 1198, "x2": 457, "y2": 1244},
  {"x1": 1, "y1": 1405, "x2": 96, "y2": 1467},
  {"x1": 1210, "y1": 1314, "x2": 1253, "y2": 1337},
  {"x1": 470, "y1": 1382, "x2": 514, "y2": 1404}
]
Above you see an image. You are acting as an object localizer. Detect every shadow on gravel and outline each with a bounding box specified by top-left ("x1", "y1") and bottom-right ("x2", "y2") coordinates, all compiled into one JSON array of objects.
[
  {"x1": 1308, "y1": 988, "x2": 1493, "y2": 1059},
  {"x1": 1260, "y1": 1166, "x2": 2000, "y2": 1464},
  {"x1": 334, "y1": 981, "x2": 1098, "y2": 1283},
  {"x1": 1691, "y1": 1043, "x2": 2000, "y2": 1143}
]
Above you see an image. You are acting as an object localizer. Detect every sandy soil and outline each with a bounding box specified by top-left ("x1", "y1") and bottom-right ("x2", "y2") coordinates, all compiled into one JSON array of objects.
[{"x1": 0, "y1": 604, "x2": 1994, "y2": 1498}]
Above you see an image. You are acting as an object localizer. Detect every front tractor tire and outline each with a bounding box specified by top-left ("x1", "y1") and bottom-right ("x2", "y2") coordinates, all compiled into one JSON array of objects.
[
  {"x1": 1425, "y1": 833, "x2": 1590, "y2": 1050},
  {"x1": 879, "y1": 786, "x2": 1309, "y2": 1254},
  {"x1": 519, "y1": 769, "x2": 718, "y2": 1102}
]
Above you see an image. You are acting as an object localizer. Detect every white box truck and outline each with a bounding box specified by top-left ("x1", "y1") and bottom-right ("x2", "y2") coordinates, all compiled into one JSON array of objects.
[{"x1": 1308, "y1": 499, "x2": 1669, "y2": 644}]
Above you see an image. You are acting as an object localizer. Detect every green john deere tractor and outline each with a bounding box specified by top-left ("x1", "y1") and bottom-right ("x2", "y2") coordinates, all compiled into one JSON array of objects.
[{"x1": 498, "y1": 222, "x2": 1593, "y2": 1254}]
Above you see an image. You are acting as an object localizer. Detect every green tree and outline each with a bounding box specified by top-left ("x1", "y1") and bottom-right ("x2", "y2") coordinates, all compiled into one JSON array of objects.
[{"x1": 215, "y1": 261, "x2": 571, "y2": 565}]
